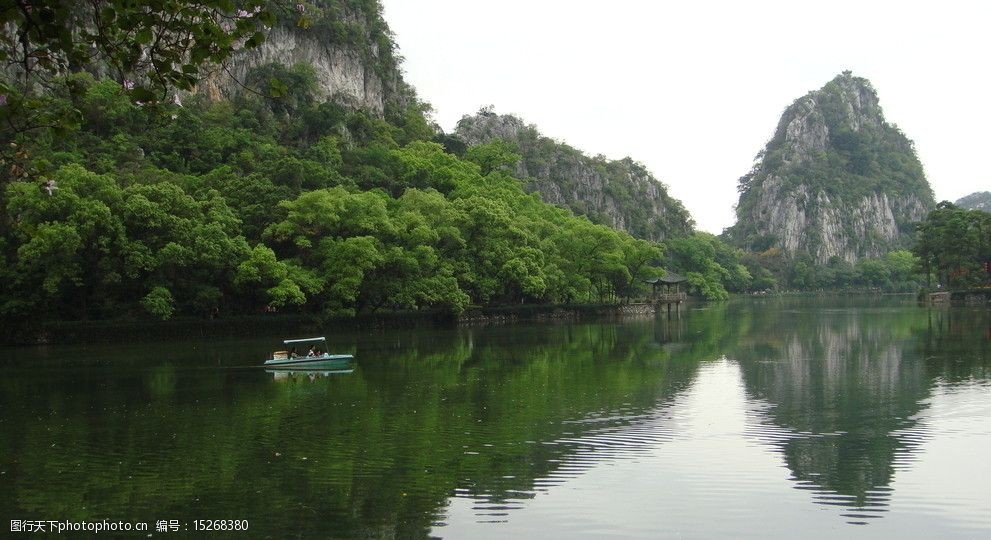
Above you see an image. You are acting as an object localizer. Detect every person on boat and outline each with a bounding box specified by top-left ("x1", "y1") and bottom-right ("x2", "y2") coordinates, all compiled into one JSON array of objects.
[
  {"x1": 307, "y1": 346, "x2": 316, "y2": 357},
  {"x1": 289, "y1": 347, "x2": 299, "y2": 359}
]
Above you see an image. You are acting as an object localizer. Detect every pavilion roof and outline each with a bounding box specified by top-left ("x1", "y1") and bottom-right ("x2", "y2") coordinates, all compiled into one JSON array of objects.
[{"x1": 644, "y1": 272, "x2": 687, "y2": 285}]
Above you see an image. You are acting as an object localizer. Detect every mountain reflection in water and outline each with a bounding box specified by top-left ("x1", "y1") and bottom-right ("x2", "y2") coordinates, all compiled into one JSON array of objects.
[{"x1": 0, "y1": 297, "x2": 988, "y2": 539}]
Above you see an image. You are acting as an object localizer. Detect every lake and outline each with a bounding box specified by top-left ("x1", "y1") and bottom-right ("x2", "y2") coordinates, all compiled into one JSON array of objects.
[{"x1": 1, "y1": 297, "x2": 989, "y2": 538}]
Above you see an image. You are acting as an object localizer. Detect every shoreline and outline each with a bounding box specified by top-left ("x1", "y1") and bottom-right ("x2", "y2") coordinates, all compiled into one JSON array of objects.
[
  {"x1": 1, "y1": 302, "x2": 683, "y2": 346},
  {"x1": 9, "y1": 290, "x2": 983, "y2": 346}
]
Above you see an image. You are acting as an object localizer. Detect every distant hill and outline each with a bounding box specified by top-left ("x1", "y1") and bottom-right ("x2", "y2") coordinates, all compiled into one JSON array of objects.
[
  {"x1": 955, "y1": 191, "x2": 991, "y2": 211},
  {"x1": 725, "y1": 72, "x2": 934, "y2": 263},
  {"x1": 454, "y1": 110, "x2": 694, "y2": 241}
]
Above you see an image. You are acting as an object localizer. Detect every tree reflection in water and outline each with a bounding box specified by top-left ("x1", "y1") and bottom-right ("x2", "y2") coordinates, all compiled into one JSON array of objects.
[{"x1": 0, "y1": 298, "x2": 987, "y2": 536}]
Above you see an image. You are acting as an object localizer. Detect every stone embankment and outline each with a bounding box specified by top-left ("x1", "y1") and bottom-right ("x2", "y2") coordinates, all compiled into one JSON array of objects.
[{"x1": 923, "y1": 290, "x2": 990, "y2": 306}]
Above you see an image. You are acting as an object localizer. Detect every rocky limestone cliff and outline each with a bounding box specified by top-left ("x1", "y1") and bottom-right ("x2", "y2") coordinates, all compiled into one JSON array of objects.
[
  {"x1": 955, "y1": 191, "x2": 991, "y2": 212},
  {"x1": 454, "y1": 111, "x2": 693, "y2": 241},
  {"x1": 197, "y1": 1, "x2": 407, "y2": 114},
  {"x1": 727, "y1": 72, "x2": 934, "y2": 263}
]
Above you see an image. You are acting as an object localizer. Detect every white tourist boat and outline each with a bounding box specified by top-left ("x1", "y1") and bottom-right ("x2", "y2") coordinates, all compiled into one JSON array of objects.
[{"x1": 263, "y1": 337, "x2": 353, "y2": 368}]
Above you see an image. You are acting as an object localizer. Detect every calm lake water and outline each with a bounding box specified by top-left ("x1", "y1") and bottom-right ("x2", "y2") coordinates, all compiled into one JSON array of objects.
[{"x1": 1, "y1": 297, "x2": 989, "y2": 538}]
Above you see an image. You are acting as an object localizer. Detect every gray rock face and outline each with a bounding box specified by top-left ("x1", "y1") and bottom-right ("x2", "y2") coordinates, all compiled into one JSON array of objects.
[
  {"x1": 748, "y1": 175, "x2": 930, "y2": 263},
  {"x1": 955, "y1": 191, "x2": 991, "y2": 211},
  {"x1": 455, "y1": 111, "x2": 694, "y2": 241},
  {"x1": 197, "y1": 6, "x2": 404, "y2": 114},
  {"x1": 728, "y1": 72, "x2": 934, "y2": 263}
]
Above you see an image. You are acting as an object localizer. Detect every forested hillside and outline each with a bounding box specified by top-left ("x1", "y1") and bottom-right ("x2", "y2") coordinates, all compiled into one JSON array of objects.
[
  {"x1": 453, "y1": 110, "x2": 694, "y2": 241},
  {"x1": 0, "y1": 71, "x2": 682, "y2": 330}
]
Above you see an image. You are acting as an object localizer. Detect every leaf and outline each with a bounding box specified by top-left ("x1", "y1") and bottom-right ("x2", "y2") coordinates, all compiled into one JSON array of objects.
[
  {"x1": 268, "y1": 77, "x2": 288, "y2": 98},
  {"x1": 37, "y1": 7, "x2": 56, "y2": 23},
  {"x1": 190, "y1": 45, "x2": 209, "y2": 64},
  {"x1": 136, "y1": 28, "x2": 153, "y2": 45},
  {"x1": 245, "y1": 31, "x2": 266, "y2": 48},
  {"x1": 257, "y1": 11, "x2": 276, "y2": 26},
  {"x1": 235, "y1": 18, "x2": 253, "y2": 33},
  {"x1": 178, "y1": 73, "x2": 197, "y2": 90},
  {"x1": 129, "y1": 87, "x2": 156, "y2": 102}
]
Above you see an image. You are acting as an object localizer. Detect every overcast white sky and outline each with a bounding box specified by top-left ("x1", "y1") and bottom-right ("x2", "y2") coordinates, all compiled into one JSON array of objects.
[{"x1": 380, "y1": 0, "x2": 990, "y2": 233}]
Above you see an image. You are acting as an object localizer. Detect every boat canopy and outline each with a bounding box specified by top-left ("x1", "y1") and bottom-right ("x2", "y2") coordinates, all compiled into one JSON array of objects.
[{"x1": 283, "y1": 337, "x2": 327, "y2": 345}]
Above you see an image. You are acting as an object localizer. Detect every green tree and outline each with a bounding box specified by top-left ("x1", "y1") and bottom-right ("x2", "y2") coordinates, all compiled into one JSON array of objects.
[
  {"x1": 235, "y1": 245, "x2": 317, "y2": 308},
  {"x1": 663, "y1": 233, "x2": 735, "y2": 299},
  {"x1": 464, "y1": 139, "x2": 521, "y2": 175},
  {"x1": 141, "y1": 286, "x2": 175, "y2": 320},
  {"x1": 856, "y1": 258, "x2": 891, "y2": 289},
  {"x1": 914, "y1": 202, "x2": 990, "y2": 288}
]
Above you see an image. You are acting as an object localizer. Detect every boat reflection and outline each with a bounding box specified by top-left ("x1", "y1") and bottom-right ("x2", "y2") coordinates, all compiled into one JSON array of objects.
[{"x1": 267, "y1": 366, "x2": 354, "y2": 380}]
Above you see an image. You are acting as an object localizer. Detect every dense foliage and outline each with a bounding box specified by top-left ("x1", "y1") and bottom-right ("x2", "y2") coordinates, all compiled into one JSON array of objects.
[
  {"x1": 783, "y1": 251, "x2": 923, "y2": 292},
  {"x1": 0, "y1": 71, "x2": 693, "y2": 328},
  {"x1": 662, "y1": 233, "x2": 758, "y2": 300},
  {"x1": 913, "y1": 202, "x2": 991, "y2": 289}
]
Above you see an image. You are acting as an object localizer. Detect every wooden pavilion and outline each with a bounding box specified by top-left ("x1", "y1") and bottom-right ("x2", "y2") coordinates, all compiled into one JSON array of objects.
[{"x1": 644, "y1": 272, "x2": 688, "y2": 304}]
